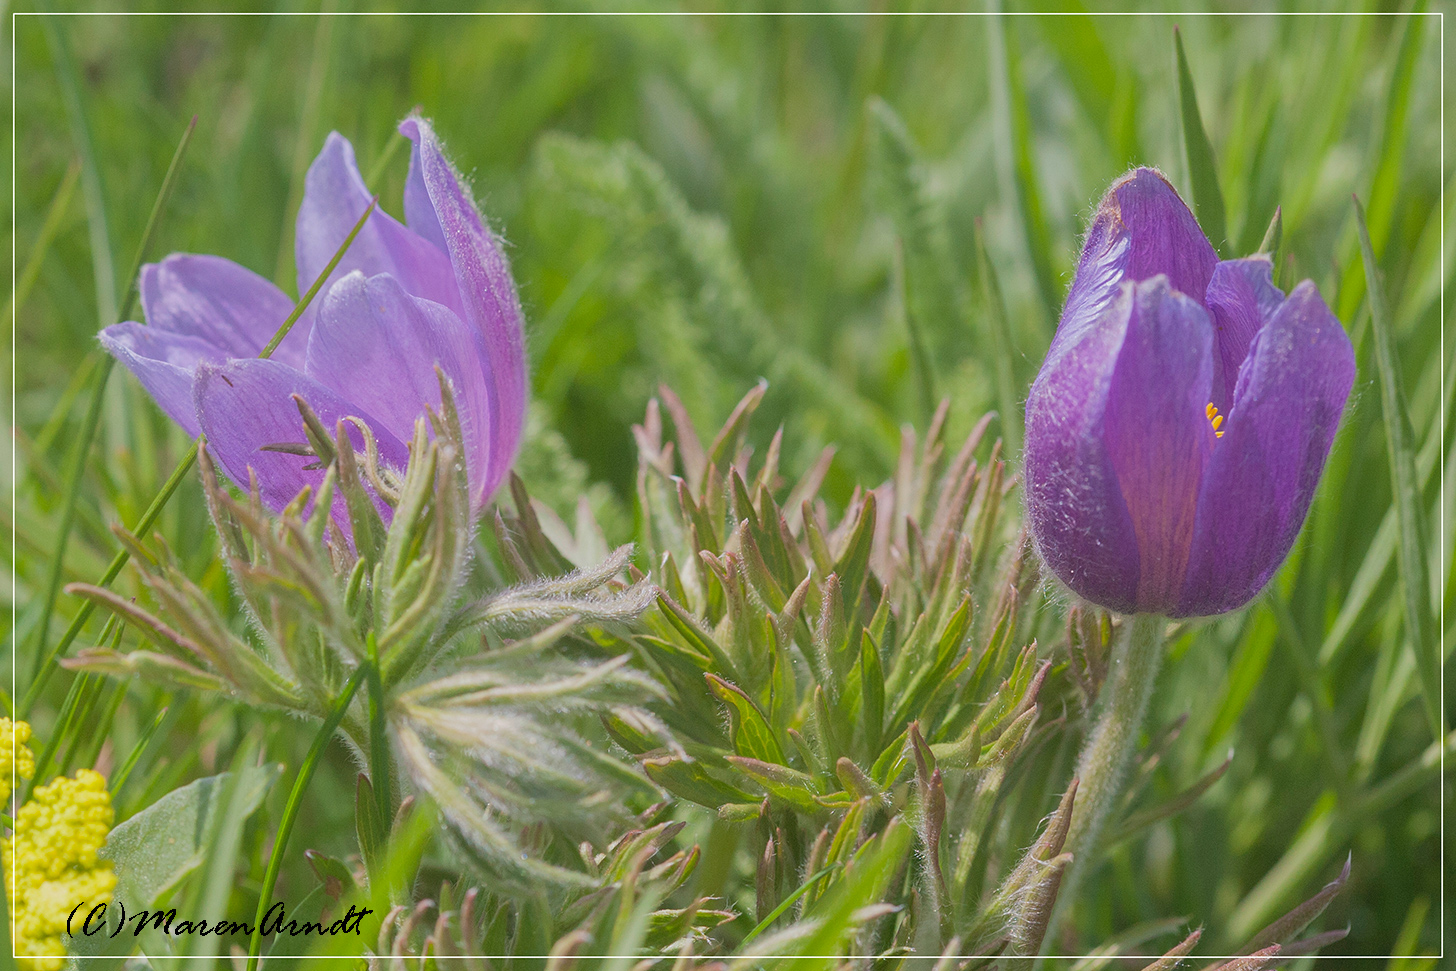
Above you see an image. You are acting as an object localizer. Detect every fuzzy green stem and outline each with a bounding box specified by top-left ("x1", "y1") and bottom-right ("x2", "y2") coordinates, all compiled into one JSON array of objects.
[
  {"x1": 1046, "y1": 612, "x2": 1165, "y2": 950},
  {"x1": 365, "y1": 633, "x2": 393, "y2": 834}
]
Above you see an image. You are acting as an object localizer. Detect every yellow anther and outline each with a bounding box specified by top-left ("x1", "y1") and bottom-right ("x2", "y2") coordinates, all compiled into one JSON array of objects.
[{"x1": 1206, "y1": 402, "x2": 1226, "y2": 439}]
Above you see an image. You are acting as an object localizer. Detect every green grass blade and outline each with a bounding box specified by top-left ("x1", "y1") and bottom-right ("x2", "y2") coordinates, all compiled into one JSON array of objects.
[
  {"x1": 1268, "y1": 592, "x2": 1349, "y2": 791},
  {"x1": 24, "y1": 20, "x2": 190, "y2": 703},
  {"x1": 110, "y1": 705, "x2": 169, "y2": 798},
  {"x1": 1360, "y1": 8, "x2": 1426, "y2": 260},
  {"x1": 1258, "y1": 204, "x2": 1283, "y2": 258},
  {"x1": 739, "y1": 862, "x2": 842, "y2": 947},
  {"x1": 274, "y1": 4, "x2": 337, "y2": 286},
  {"x1": 1174, "y1": 27, "x2": 1228, "y2": 255},
  {"x1": 26, "y1": 356, "x2": 115, "y2": 685},
  {"x1": 41, "y1": 12, "x2": 115, "y2": 328},
  {"x1": 178, "y1": 734, "x2": 265, "y2": 962},
  {"x1": 364, "y1": 127, "x2": 408, "y2": 188},
  {"x1": 1354, "y1": 195, "x2": 1442, "y2": 741},
  {"x1": 58, "y1": 670, "x2": 112, "y2": 774},
  {"x1": 867, "y1": 97, "x2": 942, "y2": 424},
  {"x1": 31, "y1": 351, "x2": 99, "y2": 459},
  {"x1": 25, "y1": 672, "x2": 90, "y2": 797},
  {"x1": 260, "y1": 197, "x2": 376, "y2": 359},
  {"x1": 22, "y1": 440, "x2": 198, "y2": 715},
  {"x1": 1336, "y1": 9, "x2": 1426, "y2": 324},
  {"x1": 116, "y1": 116, "x2": 198, "y2": 323},
  {"x1": 24, "y1": 115, "x2": 197, "y2": 694},
  {"x1": 992, "y1": 10, "x2": 1060, "y2": 325},
  {"x1": 5, "y1": 157, "x2": 80, "y2": 322},
  {"x1": 1225, "y1": 732, "x2": 1452, "y2": 944},
  {"x1": 1034, "y1": 3, "x2": 1140, "y2": 164},
  {"x1": 245, "y1": 663, "x2": 368, "y2": 971},
  {"x1": 976, "y1": 223, "x2": 1022, "y2": 457},
  {"x1": 1317, "y1": 352, "x2": 1448, "y2": 667}
]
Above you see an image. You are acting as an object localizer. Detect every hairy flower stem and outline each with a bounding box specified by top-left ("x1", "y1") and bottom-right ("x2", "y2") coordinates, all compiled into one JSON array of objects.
[
  {"x1": 1045, "y1": 612, "x2": 1164, "y2": 950},
  {"x1": 366, "y1": 634, "x2": 394, "y2": 835}
]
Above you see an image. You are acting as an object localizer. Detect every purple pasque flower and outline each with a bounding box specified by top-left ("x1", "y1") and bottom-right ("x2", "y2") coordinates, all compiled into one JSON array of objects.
[
  {"x1": 99, "y1": 116, "x2": 526, "y2": 518},
  {"x1": 1023, "y1": 168, "x2": 1354, "y2": 617}
]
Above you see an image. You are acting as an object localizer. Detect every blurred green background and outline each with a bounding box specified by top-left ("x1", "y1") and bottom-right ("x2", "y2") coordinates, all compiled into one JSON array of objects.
[{"x1": 7, "y1": 4, "x2": 1449, "y2": 960}]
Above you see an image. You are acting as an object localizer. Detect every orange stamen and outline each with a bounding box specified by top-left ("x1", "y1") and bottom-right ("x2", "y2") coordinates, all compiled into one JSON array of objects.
[{"x1": 1206, "y1": 402, "x2": 1226, "y2": 438}]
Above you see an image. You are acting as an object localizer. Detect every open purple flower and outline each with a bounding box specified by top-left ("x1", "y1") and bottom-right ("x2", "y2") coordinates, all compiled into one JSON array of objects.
[
  {"x1": 99, "y1": 116, "x2": 526, "y2": 518},
  {"x1": 1024, "y1": 168, "x2": 1355, "y2": 617}
]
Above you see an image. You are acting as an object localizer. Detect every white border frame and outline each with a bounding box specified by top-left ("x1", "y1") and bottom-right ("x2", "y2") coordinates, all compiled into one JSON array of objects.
[{"x1": 8, "y1": 5, "x2": 1444, "y2": 966}]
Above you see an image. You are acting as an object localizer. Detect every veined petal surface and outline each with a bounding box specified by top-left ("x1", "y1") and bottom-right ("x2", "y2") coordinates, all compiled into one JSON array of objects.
[
  {"x1": 295, "y1": 132, "x2": 462, "y2": 318},
  {"x1": 306, "y1": 271, "x2": 495, "y2": 506},
  {"x1": 1054, "y1": 168, "x2": 1218, "y2": 369},
  {"x1": 97, "y1": 324, "x2": 222, "y2": 437},
  {"x1": 1205, "y1": 257, "x2": 1286, "y2": 413},
  {"x1": 1025, "y1": 283, "x2": 1143, "y2": 614},
  {"x1": 1100, "y1": 278, "x2": 1215, "y2": 613},
  {"x1": 1178, "y1": 282, "x2": 1355, "y2": 616},
  {"x1": 400, "y1": 116, "x2": 526, "y2": 500},
  {"x1": 195, "y1": 358, "x2": 410, "y2": 516},
  {"x1": 139, "y1": 254, "x2": 304, "y2": 367}
]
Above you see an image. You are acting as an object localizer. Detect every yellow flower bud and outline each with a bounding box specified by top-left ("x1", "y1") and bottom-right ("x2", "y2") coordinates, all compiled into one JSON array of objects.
[
  {"x1": 1, "y1": 718, "x2": 36, "y2": 805},
  {"x1": 3, "y1": 769, "x2": 117, "y2": 971}
]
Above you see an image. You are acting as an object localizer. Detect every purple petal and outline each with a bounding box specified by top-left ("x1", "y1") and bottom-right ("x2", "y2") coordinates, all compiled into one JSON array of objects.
[
  {"x1": 1025, "y1": 284, "x2": 1143, "y2": 614},
  {"x1": 1053, "y1": 168, "x2": 1218, "y2": 370},
  {"x1": 295, "y1": 132, "x2": 462, "y2": 319},
  {"x1": 1177, "y1": 282, "x2": 1355, "y2": 616},
  {"x1": 139, "y1": 254, "x2": 304, "y2": 368},
  {"x1": 1100, "y1": 277, "x2": 1215, "y2": 613},
  {"x1": 195, "y1": 358, "x2": 410, "y2": 516},
  {"x1": 399, "y1": 116, "x2": 527, "y2": 503},
  {"x1": 98, "y1": 323, "x2": 223, "y2": 436},
  {"x1": 306, "y1": 271, "x2": 495, "y2": 506},
  {"x1": 404, "y1": 138, "x2": 448, "y2": 255},
  {"x1": 1205, "y1": 257, "x2": 1285, "y2": 413}
]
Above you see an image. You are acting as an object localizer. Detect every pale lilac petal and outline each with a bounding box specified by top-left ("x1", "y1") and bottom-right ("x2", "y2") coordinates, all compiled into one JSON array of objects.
[
  {"x1": 139, "y1": 254, "x2": 304, "y2": 368},
  {"x1": 1100, "y1": 278, "x2": 1215, "y2": 613},
  {"x1": 1052, "y1": 168, "x2": 1218, "y2": 369},
  {"x1": 1178, "y1": 282, "x2": 1355, "y2": 616},
  {"x1": 195, "y1": 358, "x2": 409, "y2": 515},
  {"x1": 403, "y1": 139, "x2": 448, "y2": 255},
  {"x1": 97, "y1": 323, "x2": 221, "y2": 436},
  {"x1": 1024, "y1": 283, "x2": 1143, "y2": 614},
  {"x1": 1205, "y1": 257, "x2": 1285, "y2": 412},
  {"x1": 399, "y1": 116, "x2": 526, "y2": 502},
  {"x1": 294, "y1": 132, "x2": 462, "y2": 318},
  {"x1": 306, "y1": 271, "x2": 494, "y2": 505}
]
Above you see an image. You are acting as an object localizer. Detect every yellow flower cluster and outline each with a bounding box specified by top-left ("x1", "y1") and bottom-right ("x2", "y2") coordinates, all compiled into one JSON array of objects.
[
  {"x1": 1, "y1": 717, "x2": 37, "y2": 805},
  {"x1": 4, "y1": 767, "x2": 117, "y2": 971}
]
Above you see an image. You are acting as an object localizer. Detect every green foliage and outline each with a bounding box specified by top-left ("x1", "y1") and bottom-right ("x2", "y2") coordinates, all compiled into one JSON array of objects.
[
  {"x1": 9, "y1": 8, "x2": 1449, "y2": 966},
  {"x1": 105, "y1": 765, "x2": 280, "y2": 912},
  {"x1": 69, "y1": 763, "x2": 280, "y2": 967}
]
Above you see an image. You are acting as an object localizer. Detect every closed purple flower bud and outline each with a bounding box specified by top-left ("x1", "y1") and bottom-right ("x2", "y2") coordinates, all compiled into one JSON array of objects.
[
  {"x1": 99, "y1": 116, "x2": 526, "y2": 518},
  {"x1": 1024, "y1": 168, "x2": 1355, "y2": 617}
]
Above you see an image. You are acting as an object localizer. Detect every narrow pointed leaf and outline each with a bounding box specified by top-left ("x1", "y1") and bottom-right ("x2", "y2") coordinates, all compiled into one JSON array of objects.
[
  {"x1": 1355, "y1": 196, "x2": 1442, "y2": 740},
  {"x1": 1175, "y1": 27, "x2": 1227, "y2": 254}
]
